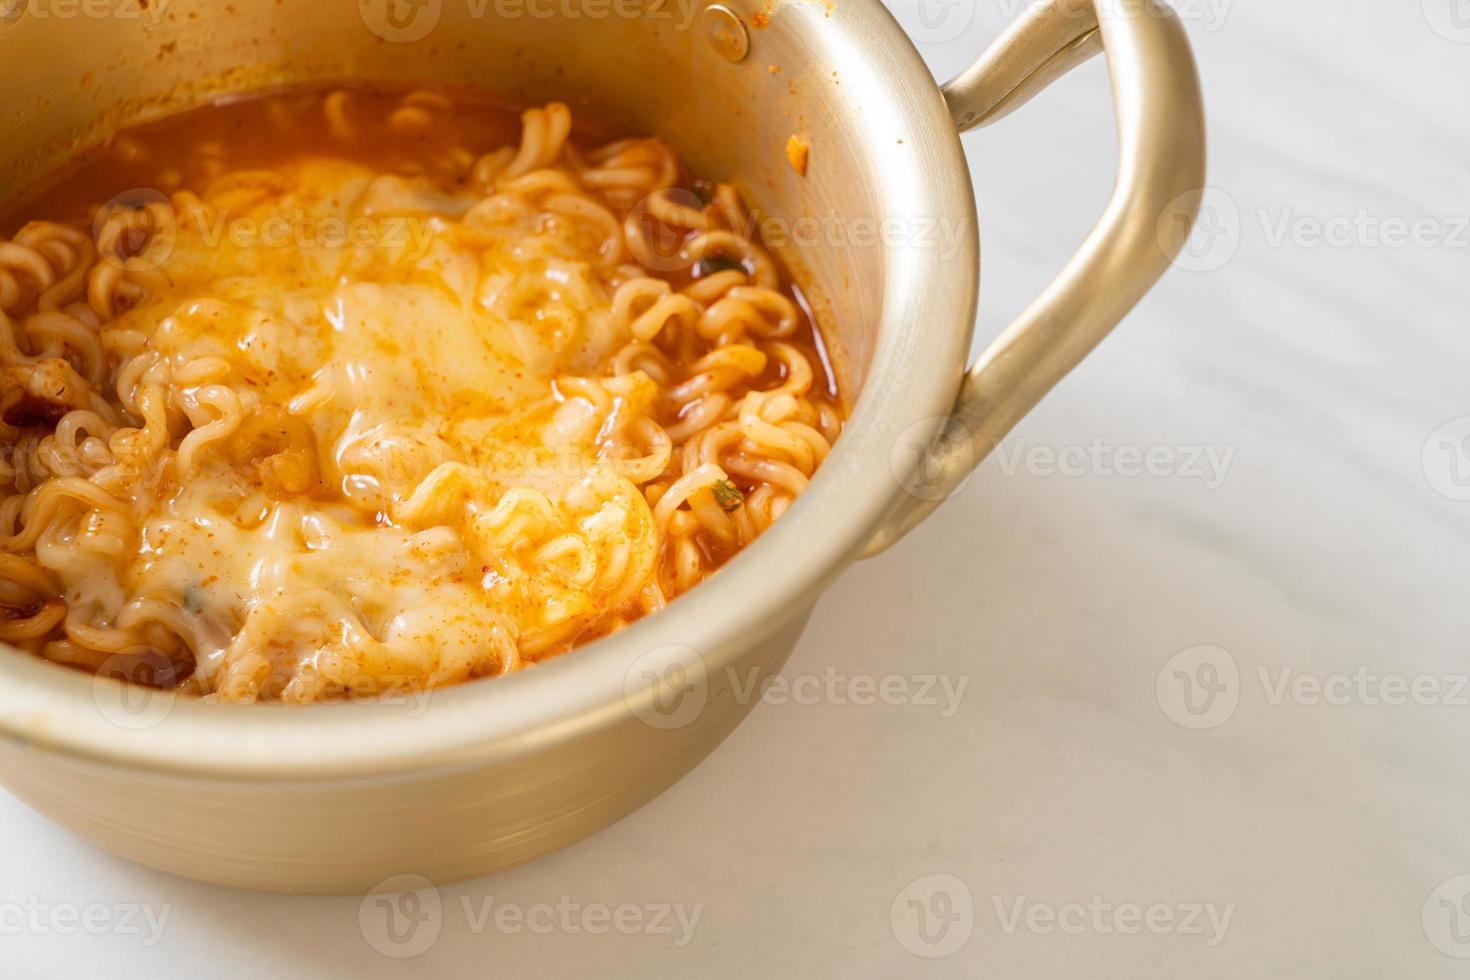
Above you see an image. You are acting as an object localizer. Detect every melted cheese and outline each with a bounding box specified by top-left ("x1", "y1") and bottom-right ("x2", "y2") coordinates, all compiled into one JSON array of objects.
[{"x1": 83, "y1": 158, "x2": 656, "y2": 700}]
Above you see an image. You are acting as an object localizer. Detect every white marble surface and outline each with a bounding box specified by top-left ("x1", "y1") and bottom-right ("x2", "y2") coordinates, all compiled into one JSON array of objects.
[{"x1": 5, "y1": 1, "x2": 1469, "y2": 976}]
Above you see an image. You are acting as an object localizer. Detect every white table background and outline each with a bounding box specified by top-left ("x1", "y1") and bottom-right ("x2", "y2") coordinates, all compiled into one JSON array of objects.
[{"x1": 6, "y1": 0, "x2": 1469, "y2": 976}]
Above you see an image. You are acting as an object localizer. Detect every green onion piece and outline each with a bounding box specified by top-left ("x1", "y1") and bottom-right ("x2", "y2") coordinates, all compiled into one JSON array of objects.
[{"x1": 712, "y1": 479, "x2": 745, "y2": 513}]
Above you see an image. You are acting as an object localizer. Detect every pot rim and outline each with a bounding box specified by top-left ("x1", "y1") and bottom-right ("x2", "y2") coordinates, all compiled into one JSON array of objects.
[{"x1": 0, "y1": 0, "x2": 980, "y2": 780}]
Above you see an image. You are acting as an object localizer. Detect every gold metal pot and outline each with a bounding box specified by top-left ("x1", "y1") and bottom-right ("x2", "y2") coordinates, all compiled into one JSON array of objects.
[{"x1": 0, "y1": 0, "x2": 1204, "y2": 893}]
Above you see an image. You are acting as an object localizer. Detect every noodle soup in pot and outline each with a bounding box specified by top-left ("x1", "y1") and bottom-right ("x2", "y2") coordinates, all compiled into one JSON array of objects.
[
  {"x1": 0, "y1": 0, "x2": 1203, "y2": 893},
  {"x1": 0, "y1": 85, "x2": 844, "y2": 703}
]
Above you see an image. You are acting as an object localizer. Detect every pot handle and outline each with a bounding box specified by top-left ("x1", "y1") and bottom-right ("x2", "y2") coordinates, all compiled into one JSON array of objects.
[{"x1": 864, "y1": 0, "x2": 1206, "y2": 554}]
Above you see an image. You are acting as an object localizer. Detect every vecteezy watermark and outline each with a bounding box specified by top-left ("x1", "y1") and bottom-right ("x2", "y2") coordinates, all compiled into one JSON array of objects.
[
  {"x1": 0, "y1": 0, "x2": 168, "y2": 36},
  {"x1": 1157, "y1": 645, "x2": 1470, "y2": 731},
  {"x1": 1256, "y1": 667, "x2": 1470, "y2": 709},
  {"x1": 1159, "y1": 187, "x2": 1241, "y2": 274},
  {"x1": 0, "y1": 898, "x2": 171, "y2": 945},
  {"x1": 1424, "y1": 874, "x2": 1470, "y2": 958},
  {"x1": 359, "y1": 0, "x2": 703, "y2": 44},
  {"x1": 0, "y1": 0, "x2": 23, "y2": 33},
  {"x1": 889, "y1": 415, "x2": 979, "y2": 504},
  {"x1": 890, "y1": 874, "x2": 1235, "y2": 959},
  {"x1": 1422, "y1": 417, "x2": 1470, "y2": 501},
  {"x1": 627, "y1": 194, "x2": 971, "y2": 274},
  {"x1": 891, "y1": 874, "x2": 975, "y2": 959},
  {"x1": 1156, "y1": 645, "x2": 1240, "y2": 730},
  {"x1": 360, "y1": 875, "x2": 444, "y2": 958},
  {"x1": 359, "y1": 0, "x2": 443, "y2": 42},
  {"x1": 992, "y1": 895, "x2": 1235, "y2": 947},
  {"x1": 624, "y1": 644, "x2": 709, "y2": 730},
  {"x1": 359, "y1": 875, "x2": 703, "y2": 958},
  {"x1": 459, "y1": 894, "x2": 702, "y2": 947},
  {"x1": 90, "y1": 650, "x2": 438, "y2": 728},
  {"x1": 993, "y1": 0, "x2": 1234, "y2": 32},
  {"x1": 882, "y1": 0, "x2": 976, "y2": 46},
  {"x1": 754, "y1": 211, "x2": 968, "y2": 261},
  {"x1": 93, "y1": 188, "x2": 439, "y2": 274},
  {"x1": 993, "y1": 438, "x2": 1236, "y2": 489},
  {"x1": 1259, "y1": 209, "x2": 1470, "y2": 251},
  {"x1": 1422, "y1": 0, "x2": 1470, "y2": 43},
  {"x1": 1161, "y1": 186, "x2": 1470, "y2": 274},
  {"x1": 728, "y1": 666, "x2": 970, "y2": 719},
  {"x1": 626, "y1": 646, "x2": 972, "y2": 729},
  {"x1": 893, "y1": 0, "x2": 1235, "y2": 49},
  {"x1": 197, "y1": 210, "x2": 436, "y2": 259},
  {"x1": 91, "y1": 653, "x2": 181, "y2": 731}
]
